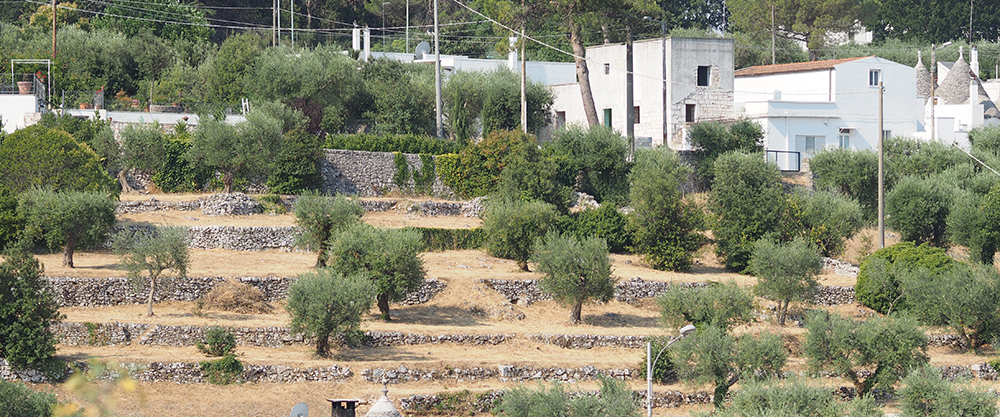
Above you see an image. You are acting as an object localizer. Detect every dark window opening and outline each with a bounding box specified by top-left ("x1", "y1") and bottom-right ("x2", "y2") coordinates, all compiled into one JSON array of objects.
[
  {"x1": 697, "y1": 66, "x2": 710, "y2": 86},
  {"x1": 604, "y1": 63, "x2": 610, "y2": 75},
  {"x1": 685, "y1": 104, "x2": 695, "y2": 123},
  {"x1": 633, "y1": 106, "x2": 640, "y2": 124},
  {"x1": 604, "y1": 108, "x2": 612, "y2": 127}
]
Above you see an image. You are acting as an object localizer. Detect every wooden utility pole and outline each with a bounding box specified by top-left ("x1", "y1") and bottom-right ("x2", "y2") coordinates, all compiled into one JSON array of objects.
[
  {"x1": 520, "y1": 0, "x2": 526, "y2": 133},
  {"x1": 877, "y1": 81, "x2": 885, "y2": 249},
  {"x1": 771, "y1": 4, "x2": 775, "y2": 65},
  {"x1": 51, "y1": 0, "x2": 56, "y2": 58},
  {"x1": 626, "y1": 23, "x2": 634, "y2": 159}
]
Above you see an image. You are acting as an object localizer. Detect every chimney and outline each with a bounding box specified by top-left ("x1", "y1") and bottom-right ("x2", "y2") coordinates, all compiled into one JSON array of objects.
[
  {"x1": 353, "y1": 26, "x2": 361, "y2": 51},
  {"x1": 971, "y1": 45, "x2": 979, "y2": 78},
  {"x1": 363, "y1": 27, "x2": 371, "y2": 62}
]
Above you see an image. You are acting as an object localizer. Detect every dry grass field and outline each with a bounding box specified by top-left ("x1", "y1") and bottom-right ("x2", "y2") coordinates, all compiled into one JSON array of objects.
[{"x1": 15, "y1": 194, "x2": 1000, "y2": 416}]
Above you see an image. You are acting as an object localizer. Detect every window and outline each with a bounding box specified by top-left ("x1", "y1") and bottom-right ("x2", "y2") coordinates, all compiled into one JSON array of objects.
[
  {"x1": 603, "y1": 108, "x2": 612, "y2": 127},
  {"x1": 633, "y1": 106, "x2": 640, "y2": 124},
  {"x1": 685, "y1": 104, "x2": 696, "y2": 123},
  {"x1": 838, "y1": 128, "x2": 851, "y2": 148},
  {"x1": 805, "y1": 136, "x2": 816, "y2": 154},
  {"x1": 604, "y1": 63, "x2": 610, "y2": 75},
  {"x1": 883, "y1": 130, "x2": 892, "y2": 140},
  {"x1": 869, "y1": 69, "x2": 881, "y2": 87},
  {"x1": 556, "y1": 111, "x2": 566, "y2": 128},
  {"x1": 697, "y1": 66, "x2": 710, "y2": 86}
]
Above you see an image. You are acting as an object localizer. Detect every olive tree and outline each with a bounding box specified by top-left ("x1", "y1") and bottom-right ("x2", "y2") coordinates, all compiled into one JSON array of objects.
[
  {"x1": 658, "y1": 280, "x2": 755, "y2": 331},
  {"x1": 749, "y1": 238, "x2": 822, "y2": 325},
  {"x1": 483, "y1": 198, "x2": 559, "y2": 271},
  {"x1": 17, "y1": 189, "x2": 117, "y2": 268},
  {"x1": 886, "y1": 176, "x2": 952, "y2": 247},
  {"x1": 899, "y1": 365, "x2": 998, "y2": 417},
  {"x1": 627, "y1": 146, "x2": 704, "y2": 272},
  {"x1": 900, "y1": 263, "x2": 1000, "y2": 351},
  {"x1": 293, "y1": 191, "x2": 363, "y2": 266},
  {"x1": 111, "y1": 227, "x2": 189, "y2": 316},
  {"x1": 327, "y1": 224, "x2": 425, "y2": 321},
  {"x1": 695, "y1": 377, "x2": 882, "y2": 417},
  {"x1": 533, "y1": 232, "x2": 616, "y2": 324},
  {"x1": 804, "y1": 311, "x2": 928, "y2": 397},
  {"x1": 186, "y1": 110, "x2": 282, "y2": 193},
  {"x1": 119, "y1": 123, "x2": 167, "y2": 193},
  {"x1": 494, "y1": 375, "x2": 639, "y2": 417},
  {"x1": 671, "y1": 327, "x2": 786, "y2": 408},
  {"x1": 286, "y1": 270, "x2": 375, "y2": 357}
]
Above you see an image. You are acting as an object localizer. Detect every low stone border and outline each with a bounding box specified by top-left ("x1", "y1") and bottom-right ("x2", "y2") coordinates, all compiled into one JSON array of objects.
[
  {"x1": 0, "y1": 358, "x2": 351, "y2": 384},
  {"x1": 525, "y1": 334, "x2": 648, "y2": 349},
  {"x1": 362, "y1": 365, "x2": 635, "y2": 384},
  {"x1": 398, "y1": 389, "x2": 714, "y2": 412},
  {"x1": 116, "y1": 195, "x2": 481, "y2": 218},
  {"x1": 485, "y1": 278, "x2": 858, "y2": 306},
  {"x1": 43, "y1": 276, "x2": 445, "y2": 307}
]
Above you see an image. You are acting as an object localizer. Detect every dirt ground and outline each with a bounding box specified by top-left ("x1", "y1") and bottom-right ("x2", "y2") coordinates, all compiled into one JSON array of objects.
[{"x1": 14, "y1": 196, "x2": 1000, "y2": 416}]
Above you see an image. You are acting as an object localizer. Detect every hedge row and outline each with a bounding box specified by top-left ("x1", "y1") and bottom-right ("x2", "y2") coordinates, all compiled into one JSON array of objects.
[{"x1": 324, "y1": 133, "x2": 463, "y2": 155}]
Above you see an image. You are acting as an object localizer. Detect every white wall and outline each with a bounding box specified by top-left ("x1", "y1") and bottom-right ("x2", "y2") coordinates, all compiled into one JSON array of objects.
[
  {"x1": 0, "y1": 95, "x2": 41, "y2": 133},
  {"x1": 735, "y1": 70, "x2": 833, "y2": 103}
]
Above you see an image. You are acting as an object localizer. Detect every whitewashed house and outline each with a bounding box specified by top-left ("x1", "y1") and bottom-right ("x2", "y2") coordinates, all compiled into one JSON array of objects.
[
  {"x1": 734, "y1": 56, "x2": 924, "y2": 171},
  {"x1": 920, "y1": 46, "x2": 1000, "y2": 148},
  {"x1": 551, "y1": 37, "x2": 734, "y2": 149}
]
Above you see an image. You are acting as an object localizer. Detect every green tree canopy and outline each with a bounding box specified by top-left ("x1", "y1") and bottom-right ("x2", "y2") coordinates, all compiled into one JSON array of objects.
[
  {"x1": 327, "y1": 224, "x2": 425, "y2": 320},
  {"x1": 17, "y1": 189, "x2": 117, "y2": 268},
  {"x1": 546, "y1": 125, "x2": 632, "y2": 205},
  {"x1": 494, "y1": 375, "x2": 639, "y2": 417},
  {"x1": 533, "y1": 232, "x2": 616, "y2": 324},
  {"x1": 286, "y1": 270, "x2": 375, "y2": 356},
  {"x1": 899, "y1": 263, "x2": 1000, "y2": 351},
  {"x1": 898, "y1": 364, "x2": 998, "y2": 417},
  {"x1": 0, "y1": 125, "x2": 114, "y2": 194},
  {"x1": 186, "y1": 110, "x2": 283, "y2": 193},
  {"x1": 483, "y1": 197, "x2": 559, "y2": 271},
  {"x1": 695, "y1": 376, "x2": 882, "y2": 417},
  {"x1": 854, "y1": 241, "x2": 958, "y2": 314},
  {"x1": 750, "y1": 238, "x2": 822, "y2": 325},
  {"x1": 658, "y1": 280, "x2": 755, "y2": 331},
  {"x1": 293, "y1": 192, "x2": 364, "y2": 267},
  {"x1": 0, "y1": 252, "x2": 62, "y2": 371},
  {"x1": 111, "y1": 227, "x2": 189, "y2": 316},
  {"x1": 804, "y1": 311, "x2": 928, "y2": 397},
  {"x1": 687, "y1": 119, "x2": 763, "y2": 189},
  {"x1": 729, "y1": 0, "x2": 864, "y2": 60},
  {"x1": 886, "y1": 175, "x2": 953, "y2": 247},
  {"x1": 92, "y1": 0, "x2": 212, "y2": 42}
]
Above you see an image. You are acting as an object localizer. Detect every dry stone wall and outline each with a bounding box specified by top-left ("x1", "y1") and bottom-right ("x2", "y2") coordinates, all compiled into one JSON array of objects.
[
  {"x1": 43, "y1": 276, "x2": 445, "y2": 307},
  {"x1": 0, "y1": 358, "x2": 351, "y2": 384},
  {"x1": 362, "y1": 365, "x2": 635, "y2": 384},
  {"x1": 320, "y1": 149, "x2": 454, "y2": 197}
]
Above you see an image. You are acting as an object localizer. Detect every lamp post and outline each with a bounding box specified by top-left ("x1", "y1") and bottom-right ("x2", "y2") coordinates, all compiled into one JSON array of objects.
[
  {"x1": 643, "y1": 16, "x2": 667, "y2": 147},
  {"x1": 647, "y1": 324, "x2": 695, "y2": 417},
  {"x1": 930, "y1": 41, "x2": 953, "y2": 142}
]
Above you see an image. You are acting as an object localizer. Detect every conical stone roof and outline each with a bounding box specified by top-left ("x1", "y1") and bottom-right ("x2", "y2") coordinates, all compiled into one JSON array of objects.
[
  {"x1": 365, "y1": 386, "x2": 403, "y2": 417},
  {"x1": 937, "y1": 47, "x2": 990, "y2": 105},
  {"x1": 915, "y1": 51, "x2": 932, "y2": 101}
]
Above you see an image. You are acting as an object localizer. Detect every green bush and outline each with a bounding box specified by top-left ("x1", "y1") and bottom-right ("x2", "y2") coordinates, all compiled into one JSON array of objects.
[
  {"x1": 699, "y1": 377, "x2": 882, "y2": 417},
  {"x1": 0, "y1": 253, "x2": 62, "y2": 371},
  {"x1": 658, "y1": 280, "x2": 755, "y2": 331},
  {"x1": 572, "y1": 205, "x2": 632, "y2": 254},
  {"x1": 497, "y1": 136, "x2": 573, "y2": 212},
  {"x1": 886, "y1": 136, "x2": 968, "y2": 179},
  {"x1": 0, "y1": 184, "x2": 22, "y2": 249},
  {"x1": 153, "y1": 134, "x2": 211, "y2": 192},
  {"x1": 0, "y1": 125, "x2": 115, "y2": 194},
  {"x1": 403, "y1": 227, "x2": 485, "y2": 251},
  {"x1": 854, "y1": 242, "x2": 958, "y2": 314},
  {"x1": 900, "y1": 263, "x2": 1000, "y2": 350},
  {"x1": 494, "y1": 375, "x2": 639, "y2": 417},
  {"x1": 886, "y1": 176, "x2": 953, "y2": 246},
  {"x1": 196, "y1": 326, "x2": 237, "y2": 357},
  {"x1": 199, "y1": 354, "x2": 243, "y2": 385},
  {"x1": 639, "y1": 335, "x2": 677, "y2": 384},
  {"x1": 323, "y1": 133, "x2": 462, "y2": 155},
  {"x1": 438, "y1": 130, "x2": 533, "y2": 198},
  {"x1": 392, "y1": 151, "x2": 410, "y2": 189},
  {"x1": 687, "y1": 119, "x2": 764, "y2": 189},
  {"x1": 483, "y1": 197, "x2": 559, "y2": 271},
  {"x1": 899, "y1": 364, "x2": 997, "y2": 417},
  {"x1": 0, "y1": 379, "x2": 57, "y2": 417},
  {"x1": 267, "y1": 129, "x2": 323, "y2": 194},
  {"x1": 413, "y1": 154, "x2": 436, "y2": 195},
  {"x1": 545, "y1": 125, "x2": 632, "y2": 205},
  {"x1": 627, "y1": 147, "x2": 704, "y2": 271},
  {"x1": 791, "y1": 190, "x2": 864, "y2": 257},
  {"x1": 810, "y1": 148, "x2": 880, "y2": 222}
]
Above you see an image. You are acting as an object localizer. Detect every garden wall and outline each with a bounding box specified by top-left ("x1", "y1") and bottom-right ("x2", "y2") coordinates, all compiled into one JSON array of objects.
[{"x1": 320, "y1": 149, "x2": 454, "y2": 197}]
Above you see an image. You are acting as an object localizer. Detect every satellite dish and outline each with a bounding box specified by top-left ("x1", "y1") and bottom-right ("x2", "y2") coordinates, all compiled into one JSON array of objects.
[
  {"x1": 414, "y1": 41, "x2": 431, "y2": 60},
  {"x1": 289, "y1": 402, "x2": 309, "y2": 417}
]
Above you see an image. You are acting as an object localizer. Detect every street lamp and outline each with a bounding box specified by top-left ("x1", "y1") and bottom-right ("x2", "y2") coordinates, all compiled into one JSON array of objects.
[
  {"x1": 930, "y1": 41, "x2": 953, "y2": 142},
  {"x1": 646, "y1": 324, "x2": 695, "y2": 417},
  {"x1": 643, "y1": 16, "x2": 668, "y2": 147}
]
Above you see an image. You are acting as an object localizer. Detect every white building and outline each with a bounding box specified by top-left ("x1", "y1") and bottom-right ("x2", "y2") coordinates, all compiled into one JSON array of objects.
[
  {"x1": 921, "y1": 46, "x2": 1000, "y2": 148},
  {"x1": 734, "y1": 56, "x2": 924, "y2": 171},
  {"x1": 551, "y1": 37, "x2": 734, "y2": 149}
]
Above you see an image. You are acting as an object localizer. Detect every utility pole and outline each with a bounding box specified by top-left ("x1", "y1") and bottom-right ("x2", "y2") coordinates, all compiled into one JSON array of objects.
[
  {"x1": 291, "y1": 0, "x2": 294, "y2": 47},
  {"x1": 626, "y1": 23, "x2": 634, "y2": 160},
  {"x1": 51, "y1": 0, "x2": 56, "y2": 58},
  {"x1": 272, "y1": 0, "x2": 277, "y2": 46},
  {"x1": 877, "y1": 81, "x2": 885, "y2": 249},
  {"x1": 434, "y1": 0, "x2": 442, "y2": 138},
  {"x1": 519, "y1": 0, "x2": 526, "y2": 133},
  {"x1": 771, "y1": 4, "x2": 775, "y2": 65},
  {"x1": 405, "y1": 0, "x2": 409, "y2": 53}
]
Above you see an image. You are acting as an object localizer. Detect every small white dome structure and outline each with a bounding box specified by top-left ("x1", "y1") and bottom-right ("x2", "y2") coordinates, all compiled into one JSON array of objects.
[{"x1": 364, "y1": 386, "x2": 403, "y2": 417}]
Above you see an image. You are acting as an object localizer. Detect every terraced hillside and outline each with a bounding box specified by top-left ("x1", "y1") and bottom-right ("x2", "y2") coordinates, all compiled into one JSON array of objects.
[{"x1": 6, "y1": 193, "x2": 1000, "y2": 417}]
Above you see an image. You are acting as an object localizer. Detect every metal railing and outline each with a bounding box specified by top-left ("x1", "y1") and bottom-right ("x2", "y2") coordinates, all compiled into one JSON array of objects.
[{"x1": 766, "y1": 150, "x2": 801, "y2": 172}]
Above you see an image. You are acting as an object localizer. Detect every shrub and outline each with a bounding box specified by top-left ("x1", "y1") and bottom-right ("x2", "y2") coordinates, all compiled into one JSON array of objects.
[
  {"x1": 792, "y1": 190, "x2": 864, "y2": 257},
  {"x1": 483, "y1": 198, "x2": 559, "y2": 271},
  {"x1": 0, "y1": 184, "x2": 22, "y2": 250},
  {"x1": 533, "y1": 232, "x2": 616, "y2": 324},
  {"x1": 899, "y1": 364, "x2": 997, "y2": 417},
  {"x1": 687, "y1": 119, "x2": 764, "y2": 189},
  {"x1": 392, "y1": 151, "x2": 410, "y2": 189},
  {"x1": 0, "y1": 124, "x2": 115, "y2": 193},
  {"x1": 323, "y1": 133, "x2": 461, "y2": 155},
  {"x1": 0, "y1": 252, "x2": 62, "y2": 371},
  {"x1": 886, "y1": 175, "x2": 952, "y2": 246},
  {"x1": 639, "y1": 335, "x2": 677, "y2": 384},
  {"x1": 327, "y1": 224, "x2": 425, "y2": 320},
  {"x1": 293, "y1": 191, "x2": 363, "y2": 267},
  {"x1": 403, "y1": 227, "x2": 485, "y2": 251},
  {"x1": 196, "y1": 326, "x2": 237, "y2": 357},
  {"x1": 0, "y1": 379, "x2": 57, "y2": 417},
  {"x1": 572, "y1": 205, "x2": 632, "y2": 254},
  {"x1": 886, "y1": 136, "x2": 968, "y2": 179},
  {"x1": 900, "y1": 263, "x2": 1000, "y2": 350},
  {"x1": 267, "y1": 129, "x2": 323, "y2": 194},
  {"x1": 186, "y1": 110, "x2": 282, "y2": 193},
  {"x1": 810, "y1": 148, "x2": 880, "y2": 222},
  {"x1": 627, "y1": 147, "x2": 704, "y2": 271},
  {"x1": 286, "y1": 270, "x2": 375, "y2": 356},
  {"x1": 18, "y1": 189, "x2": 117, "y2": 268},
  {"x1": 361, "y1": 58, "x2": 435, "y2": 135},
  {"x1": 153, "y1": 133, "x2": 211, "y2": 192},
  {"x1": 854, "y1": 241, "x2": 958, "y2": 314},
  {"x1": 710, "y1": 152, "x2": 791, "y2": 273},
  {"x1": 200, "y1": 279, "x2": 274, "y2": 314},
  {"x1": 700, "y1": 377, "x2": 882, "y2": 417},
  {"x1": 545, "y1": 125, "x2": 632, "y2": 204},
  {"x1": 804, "y1": 310, "x2": 928, "y2": 397},
  {"x1": 494, "y1": 375, "x2": 638, "y2": 417},
  {"x1": 438, "y1": 130, "x2": 533, "y2": 198},
  {"x1": 497, "y1": 137, "x2": 573, "y2": 212},
  {"x1": 658, "y1": 280, "x2": 755, "y2": 331},
  {"x1": 750, "y1": 238, "x2": 822, "y2": 325},
  {"x1": 199, "y1": 354, "x2": 243, "y2": 385}
]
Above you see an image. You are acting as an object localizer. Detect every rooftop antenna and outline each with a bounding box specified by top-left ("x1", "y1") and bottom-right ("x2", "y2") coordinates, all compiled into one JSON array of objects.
[{"x1": 289, "y1": 402, "x2": 309, "y2": 417}]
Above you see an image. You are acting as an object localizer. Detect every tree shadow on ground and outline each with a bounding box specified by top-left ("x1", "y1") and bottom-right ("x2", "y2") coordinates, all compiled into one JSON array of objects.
[
  {"x1": 380, "y1": 305, "x2": 483, "y2": 327},
  {"x1": 333, "y1": 346, "x2": 437, "y2": 362},
  {"x1": 584, "y1": 312, "x2": 660, "y2": 328}
]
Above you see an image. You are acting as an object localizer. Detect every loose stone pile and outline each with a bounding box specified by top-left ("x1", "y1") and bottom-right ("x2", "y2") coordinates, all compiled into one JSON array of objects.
[
  {"x1": 812, "y1": 286, "x2": 856, "y2": 306},
  {"x1": 462, "y1": 197, "x2": 487, "y2": 217},
  {"x1": 198, "y1": 193, "x2": 263, "y2": 216},
  {"x1": 116, "y1": 197, "x2": 200, "y2": 213},
  {"x1": 822, "y1": 257, "x2": 860, "y2": 277}
]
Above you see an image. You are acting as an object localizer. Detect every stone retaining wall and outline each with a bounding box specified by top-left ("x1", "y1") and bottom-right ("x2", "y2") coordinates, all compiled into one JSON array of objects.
[
  {"x1": 525, "y1": 334, "x2": 649, "y2": 349},
  {"x1": 485, "y1": 278, "x2": 858, "y2": 306},
  {"x1": 0, "y1": 358, "x2": 351, "y2": 384},
  {"x1": 43, "y1": 276, "x2": 445, "y2": 307},
  {"x1": 320, "y1": 149, "x2": 454, "y2": 197},
  {"x1": 361, "y1": 365, "x2": 635, "y2": 384}
]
